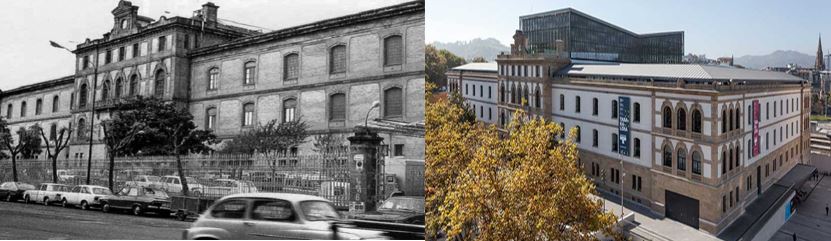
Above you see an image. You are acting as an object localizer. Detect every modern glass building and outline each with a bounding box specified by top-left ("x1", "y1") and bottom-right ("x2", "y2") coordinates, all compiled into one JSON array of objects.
[{"x1": 519, "y1": 8, "x2": 684, "y2": 63}]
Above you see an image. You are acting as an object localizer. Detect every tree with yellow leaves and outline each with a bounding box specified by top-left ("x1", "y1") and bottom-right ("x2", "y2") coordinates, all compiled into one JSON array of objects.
[{"x1": 426, "y1": 84, "x2": 620, "y2": 240}]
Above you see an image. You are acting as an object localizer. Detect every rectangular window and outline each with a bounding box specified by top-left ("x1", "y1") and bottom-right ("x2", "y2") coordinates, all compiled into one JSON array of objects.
[
  {"x1": 83, "y1": 56, "x2": 90, "y2": 69},
  {"x1": 284, "y1": 54, "x2": 299, "y2": 81},
  {"x1": 118, "y1": 46, "x2": 125, "y2": 61},
  {"x1": 747, "y1": 175, "x2": 752, "y2": 191},
  {"x1": 158, "y1": 36, "x2": 167, "y2": 51},
  {"x1": 634, "y1": 138, "x2": 641, "y2": 158},
  {"x1": 488, "y1": 86, "x2": 492, "y2": 99},
  {"x1": 184, "y1": 34, "x2": 190, "y2": 49},
  {"x1": 592, "y1": 129, "x2": 598, "y2": 147},
  {"x1": 480, "y1": 85, "x2": 483, "y2": 97},
  {"x1": 394, "y1": 144, "x2": 404, "y2": 156},
  {"x1": 132, "y1": 43, "x2": 139, "y2": 58},
  {"x1": 105, "y1": 49, "x2": 112, "y2": 64},
  {"x1": 612, "y1": 133, "x2": 618, "y2": 152},
  {"x1": 575, "y1": 96, "x2": 581, "y2": 113}
]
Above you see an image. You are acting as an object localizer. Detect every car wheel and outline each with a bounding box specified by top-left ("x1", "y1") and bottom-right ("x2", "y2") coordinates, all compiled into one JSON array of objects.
[
  {"x1": 81, "y1": 201, "x2": 89, "y2": 210},
  {"x1": 176, "y1": 211, "x2": 187, "y2": 221},
  {"x1": 62, "y1": 199, "x2": 69, "y2": 208},
  {"x1": 102, "y1": 203, "x2": 111, "y2": 213},
  {"x1": 43, "y1": 197, "x2": 49, "y2": 206},
  {"x1": 24, "y1": 195, "x2": 30, "y2": 204},
  {"x1": 132, "y1": 205, "x2": 142, "y2": 216}
]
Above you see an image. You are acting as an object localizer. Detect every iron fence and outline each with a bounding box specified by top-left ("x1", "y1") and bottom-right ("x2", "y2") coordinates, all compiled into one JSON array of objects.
[{"x1": 0, "y1": 152, "x2": 369, "y2": 209}]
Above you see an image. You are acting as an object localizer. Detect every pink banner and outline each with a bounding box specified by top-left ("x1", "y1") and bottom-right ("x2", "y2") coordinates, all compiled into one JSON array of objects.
[{"x1": 752, "y1": 100, "x2": 760, "y2": 156}]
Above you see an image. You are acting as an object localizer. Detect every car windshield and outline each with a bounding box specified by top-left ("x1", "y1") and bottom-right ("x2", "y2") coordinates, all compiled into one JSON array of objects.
[
  {"x1": 92, "y1": 188, "x2": 112, "y2": 195},
  {"x1": 18, "y1": 183, "x2": 35, "y2": 190},
  {"x1": 300, "y1": 201, "x2": 340, "y2": 221},
  {"x1": 379, "y1": 197, "x2": 425, "y2": 213}
]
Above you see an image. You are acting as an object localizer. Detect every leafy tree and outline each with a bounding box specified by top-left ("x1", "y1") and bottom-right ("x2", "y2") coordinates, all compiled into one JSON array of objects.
[
  {"x1": 426, "y1": 83, "x2": 619, "y2": 240},
  {"x1": 471, "y1": 56, "x2": 488, "y2": 63},
  {"x1": 39, "y1": 125, "x2": 72, "y2": 183},
  {"x1": 100, "y1": 101, "x2": 151, "y2": 191},
  {"x1": 222, "y1": 119, "x2": 309, "y2": 155},
  {"x1": 0, "y1": 122, "x2": 42, "y2": 182},
  {"x1": 0, "y1": 117, "x2": 9, "y2": 160},
  {"x1": 426, "y1": 44, "x2": 466, "y2": 90}
]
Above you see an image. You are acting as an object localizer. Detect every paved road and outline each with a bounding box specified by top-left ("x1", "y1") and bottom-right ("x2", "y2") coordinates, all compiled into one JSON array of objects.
[
  {"x1": 772, "y1": 175, "x2": 831, "y2": 241},
  {"x1": 0, "y1": 200, "x2": 190, "y2": 239}
]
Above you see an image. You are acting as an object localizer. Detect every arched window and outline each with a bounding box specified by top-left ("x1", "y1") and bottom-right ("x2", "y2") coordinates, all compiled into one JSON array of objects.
[
  {"x1": 511, "y1": 84, "x2": 517, "y2": 104},
  {"x1": 662, "y1": 106, "x2": 672, "y2": 128},
  {"x1": 534, "y1": 87, "x2": 541, "y2": 108},
  {"x1": 523, "y1": 85, "x2": 529, "y2": 106},
  {"x1": 383, "y1": 35, "x2": 403, "y2": 66},
  {"x1": 52, "y1": 95, "x2": 59, "y2": 113},
  {"x1": 208, "y1": 68, "x2": 219, "y2": 90},
  {"x1": 575, "y1": 96, "x2": 581, "y2": 113},
  {"x1": 102, "y1": 80, "x2": 110, "y2": 100},
  {"x1": 205, "y1": 107, "x2": 217, "y2": 130},
  {"x1": 559, "y1": 94, "x2": 564, "y2": 110},
  {"x1": 634, "y1": 102, "x2": 641, "y2": 122},
  {"x1": 384, "y1": 87, "x2": 403, "y2": 118},
  {"x1": 6, "y1": 104, "x2": 12, "y2": 119},
  {"x1": 722, "y1": 109, "x2": 727, "y2": 133},
  {"x1": 20, "y1": 101, "x2": 27, "y2": 117},
  {"x1": 729, "y1": 148, "x2": 734, "y2": 171},
  {"x1": 242, "y1": 103, "x2": 255, "y2": 126},
  {"x1": 330, "y1": 45, "x2": 347, "y2": 74},
  {"x1": 49, "y1": 123, "x2": 57, "y2": 141},
  {"x1": 77, "y1": 118, "x2": 87, "y2": 140},
  {"x1": 243, "y1": 61, "x2": 256, "y2": 85},
  {"x1": 677, "y1": 148, "x2": 687, "y2": 171},
  {"x1": 677, "y1": 108, "x2": 686, "y2": 131},
  {"x1": 499, "y1": 85, "x2": 505, "y2": 103},
  {"x1": 592, "y1": 98, "x2": 599, "y2": 115},
  {"x1": 611, "y1": 100, "x2": 618, "y2": 118},
  {"x1": 129, "y1": 75, "x2": 138, "y2": 96},
  {"x1": 729, "y1": 109, "x2": 734, "y2": 131},
  {"x1": 692, "y1": 109, "x2": 702, "y2": 133},
  {"x1": 735, "y1": 108, "x2": 741, "y2": 129},
  {"x1": 35, "y1": 99, "x2": 42, "y2": 115},
  {"x1": 692, "y1": 151, "x2": 702, "y2": 175},
  {"x1": 663, "y1": 144, "x2": 673, "y2": 167},
  {"x1": 634, "y1": 138, "x2": 641, "y2": 158},
  {"x1": 283, "y1": 98, "x2": 297, "y2": 123},
  {"x1": 329, "y1": 93, "x2": 346, "y2": 121},
  {"x1": 115, "y1": 78, "x2": 123, "y2": 97},
  {"x1": 154, "y1": 70, "x2": 165, "y2": 98},
  {"x1": 284, "y1": 53, "x2": 299, "y2": 81},
  {"x1": 79, "y1": 83, "x2": 88, "y2": 108},
  {"x1": 722, "y1": 150, "x2": 727, "y2": 174},
  {"x1": 575, "y1": 125, "x2": 581, "y2": 143}
]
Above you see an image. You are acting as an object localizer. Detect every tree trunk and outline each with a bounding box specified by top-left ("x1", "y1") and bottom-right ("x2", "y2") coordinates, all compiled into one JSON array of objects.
[
  {"x1": 11, "y1": 155, "x2": 18, "y2": 182},
  {"x1": 108, "y1": 152, "x2": 115, "y2": 192},
  {"x1": 52, "y1": 155, "x2": 58, "y2": 183},
  {"x1": 175, "y1": 147, "x2": 189, "y2": 196}
]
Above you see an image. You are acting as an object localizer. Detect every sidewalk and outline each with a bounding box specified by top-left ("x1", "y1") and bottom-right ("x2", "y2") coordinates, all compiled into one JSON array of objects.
[
  {"x1": 770, "y1": 175, "x2": 831, "y2": 241},
  {"x1": 594, "y1": 190, "x2": 721, "y2": 241}
]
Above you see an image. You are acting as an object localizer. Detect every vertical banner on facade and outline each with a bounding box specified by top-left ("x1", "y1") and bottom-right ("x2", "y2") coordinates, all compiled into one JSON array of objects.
[
  {"x1": 618, "y1": 97, "x2": 630, "y2": 156},
  {"x1": 753, "y1": 100, "x2": 761, "y2": 156}
]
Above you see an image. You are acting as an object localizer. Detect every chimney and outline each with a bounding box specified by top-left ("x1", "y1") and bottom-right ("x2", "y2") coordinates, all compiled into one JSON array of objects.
[{"x1": 201, "y1": 2, "x2": 218, "y2": 23}]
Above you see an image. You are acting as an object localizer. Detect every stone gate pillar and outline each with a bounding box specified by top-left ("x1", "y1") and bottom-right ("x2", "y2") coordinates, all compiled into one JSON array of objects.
[{"x1": 347, "y1": 126, "x2": 384, "y2": 212}]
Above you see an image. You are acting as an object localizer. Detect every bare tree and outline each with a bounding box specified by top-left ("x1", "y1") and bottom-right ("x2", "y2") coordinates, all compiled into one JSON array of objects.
[{"x1": 39, "y1": 126, "x2": 72, "y2": 183}]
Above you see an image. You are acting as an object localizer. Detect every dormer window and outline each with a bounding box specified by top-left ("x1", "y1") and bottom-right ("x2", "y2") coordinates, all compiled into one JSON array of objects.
[{"x1": 121, "y1": 19, "x2": 128, "y2": 29}]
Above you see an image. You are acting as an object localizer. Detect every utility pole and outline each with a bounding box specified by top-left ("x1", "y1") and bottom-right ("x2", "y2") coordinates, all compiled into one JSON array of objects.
[{"x1": 85, "y1": 42, "x2": 100, "y2": 185}]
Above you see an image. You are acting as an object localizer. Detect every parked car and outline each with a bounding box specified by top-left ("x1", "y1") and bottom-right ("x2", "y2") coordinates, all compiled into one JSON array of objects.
[
  {"x1": 201, "y1": 179, "x2": 258, "y2": 197},
  {"x1": 100, "y1": 185, "x2": 171, "y2": 216},
  {"x1": 61, "y1": 185, "x2": 113, "y2": 210},
  {"x1": 24, "y1": 183, "x2": 70, "y2": 205},
  {"x1": 352, "y1": 196, "x2": 425, "y2": 224},
  {"x1": 183, "y1": 193, "x2": 389, "y2": 240},
  {"x1": 159, "y1": 175, "x2": 205, "y2": 196},
  {"x1": 124, "y1": 175, "x2": 162, "y2": 188},
  {"x1": 0, "y1": 182, "x2": 36, "y2": 202}
]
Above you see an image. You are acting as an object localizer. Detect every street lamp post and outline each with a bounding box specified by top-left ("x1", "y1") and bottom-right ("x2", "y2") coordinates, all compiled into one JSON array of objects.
[
  {"x1": 51, "y1": 40, "x2": 99, "y2": 184},
  {"x1": 364, "y1": 101, "x2": 380, "y2": 129}
]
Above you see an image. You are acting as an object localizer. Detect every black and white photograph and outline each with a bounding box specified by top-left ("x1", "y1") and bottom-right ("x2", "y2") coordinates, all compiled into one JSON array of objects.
[{"x1": 0, "y1": 0, "x2": 425, "y2": 240}]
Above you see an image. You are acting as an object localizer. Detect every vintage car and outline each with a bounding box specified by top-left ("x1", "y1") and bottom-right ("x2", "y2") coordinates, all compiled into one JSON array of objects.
[
  {"x1": 24, "y1": 183, "x2": 70, "y2": 205},
  {"x1": 124, "y1": 175, "x2": 162, "y2": 188},
  {"x1": 159, "y1": 175, "x2": 205, "y2": 196},
  {"x1": 184, "y1": 193, "x2": 389, "y2": 240},
  {"x1": 352, "y1": 196, "x2": 425, "y2": 224},
  {"x1": 100, "y1": 185, "x2": 171, "y2": 216},
  {"x1": 60, "y1": 185, "x2": 113, "y2": 210},
  {"x1": 0, "y1": 182, "x2": 36, "y2": 202}
]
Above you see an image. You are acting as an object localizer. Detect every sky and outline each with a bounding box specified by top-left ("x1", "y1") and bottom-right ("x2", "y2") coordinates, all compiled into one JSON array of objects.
[
  {"x1": 0, "y1": 0, "x2": 410, "y2": 91},
  {"x1": 427, "y1": 0, "x2": 831, "y2": 59}
]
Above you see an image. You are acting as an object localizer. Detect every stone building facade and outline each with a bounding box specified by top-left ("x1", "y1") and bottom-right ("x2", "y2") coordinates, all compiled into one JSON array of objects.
[{"x1": 1, "y1": 1, "x2": 425, "y2": 162}]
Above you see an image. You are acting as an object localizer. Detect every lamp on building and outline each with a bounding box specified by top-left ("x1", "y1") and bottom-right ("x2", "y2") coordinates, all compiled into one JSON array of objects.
[{"x1": 365, "y1": 101, "x2": 380, "y2": 130}]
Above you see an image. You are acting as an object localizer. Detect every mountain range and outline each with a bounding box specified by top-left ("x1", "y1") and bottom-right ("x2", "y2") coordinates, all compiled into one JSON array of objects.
[
  {"x1": 734, "y1": 50, "x2": 817, "y2": 69},
  {"x1": 430, "y1": 38, "x2": 509, "y2": 62}
]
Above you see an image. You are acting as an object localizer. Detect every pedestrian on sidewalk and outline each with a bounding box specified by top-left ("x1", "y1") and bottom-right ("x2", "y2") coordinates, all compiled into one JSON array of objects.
[
  {"x1": 826, "y1": 203, "x2": 829, "y2": 216},
  {"x1": 792, "y1": 232, "x2": 797, "y2": 241}
]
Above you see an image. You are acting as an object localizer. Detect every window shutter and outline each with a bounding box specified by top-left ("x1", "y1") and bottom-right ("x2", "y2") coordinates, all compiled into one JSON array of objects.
[
  {"x1": 384, "y1": 36, "x2": 403, "y2": 66},
  {"x1": 330, "y1": 94, "x2": 346, "y2": 120},
  {"x1": 384, "y1": 88, "x2": 403, "y2": 117}
]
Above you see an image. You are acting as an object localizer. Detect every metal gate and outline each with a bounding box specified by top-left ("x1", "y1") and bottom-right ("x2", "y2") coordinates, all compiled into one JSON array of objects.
[{"x1": 665, "y1": 190, "x2": 700, "y2": 229}]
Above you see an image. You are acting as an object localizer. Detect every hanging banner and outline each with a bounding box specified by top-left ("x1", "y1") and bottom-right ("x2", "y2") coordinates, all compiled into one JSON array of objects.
[
  {"x1": 618, "y1": 97, "x2": 630, "y2": 156},
  {"x1": 753, "y1": 100, "x2": 760, "y2": 156}
]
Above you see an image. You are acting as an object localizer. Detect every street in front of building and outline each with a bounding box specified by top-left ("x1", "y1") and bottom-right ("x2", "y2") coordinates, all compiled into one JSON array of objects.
[{"x1": 0, "y1": 200, "x2": 188, "y2": 239}]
